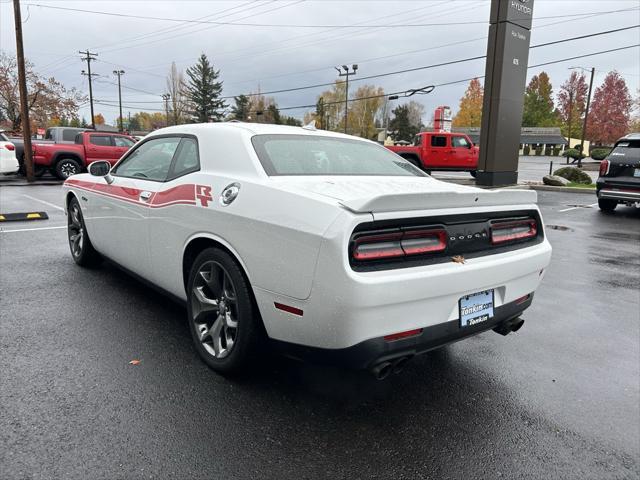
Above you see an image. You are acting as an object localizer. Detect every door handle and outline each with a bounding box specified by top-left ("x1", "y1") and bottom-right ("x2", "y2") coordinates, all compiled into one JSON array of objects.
[{"x1": 139, "y1": 191, "x2": 152, "y2": 201}]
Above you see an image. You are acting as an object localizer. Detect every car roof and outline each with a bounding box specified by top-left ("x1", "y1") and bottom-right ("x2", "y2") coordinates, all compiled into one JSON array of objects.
[
  {"x1": 618, "y1": 133, "x2": 640, "y2": 141},
  {"x1": 146, "y1": 121, "x2": 371, "y2": 142}
]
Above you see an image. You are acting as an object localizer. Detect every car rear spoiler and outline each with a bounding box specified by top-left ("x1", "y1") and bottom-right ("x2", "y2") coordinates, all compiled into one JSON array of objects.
[{"x1": 339, "y1": 188, "x2": 538, "y2": 214}]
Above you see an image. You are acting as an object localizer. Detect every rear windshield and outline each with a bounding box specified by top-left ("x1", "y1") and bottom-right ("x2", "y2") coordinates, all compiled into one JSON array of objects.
[
  {"x1": 609, "y1": 139, "x2": 640, "y2": 162},
  {"x1": 252, "y1": 134, "x2": 425, "y2": 177}
]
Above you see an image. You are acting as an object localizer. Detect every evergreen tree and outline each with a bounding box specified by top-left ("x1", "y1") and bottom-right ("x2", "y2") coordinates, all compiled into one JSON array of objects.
[
  {"x1": 452, "y1": 78, "x2": 483, "y2": 127},
  {"x1": 230, "y1": 94, "x2": 250, "y2": 121},
  {"x1": 283, "y1": 116, "x2": 302, "y2": 126},
  {"x1": 267, "y1": 104, "x2": 282, "y2": 124},
  {"x1": 184, "y1": 54, "x2": 226, "y2": 123},
  {"x1": 315, "y1": 97, "x2": 326, "y2": 129},
  {"x1": 389, "y1": 105, "x2": 418, "y2": 142},
  {"x1": 80, "y1": 116, "x2": 88, "y2": 128},
  {"x1": 522, "y1": 72, "x2": 558, "y2": 127}
]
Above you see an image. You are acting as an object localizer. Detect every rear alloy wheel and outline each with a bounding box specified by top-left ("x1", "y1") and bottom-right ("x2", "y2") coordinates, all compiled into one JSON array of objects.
[
  {"x1": 56, "y1": 158, "x2": 81, "y2": 180},
  {"x1": 67, "y1": 197, "x2": 102, "y2": 266},
  {"x1": 187, "y1": 248, "x2": 262, "y2": 375},
  {"x1": 598, "y1": 198, "x2": 617, "y2": 212}
]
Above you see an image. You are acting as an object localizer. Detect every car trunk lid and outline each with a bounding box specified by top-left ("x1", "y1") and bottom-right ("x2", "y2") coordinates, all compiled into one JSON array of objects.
[{"x1": 270, "y1": 176, "x2": 537, "y2": 218}]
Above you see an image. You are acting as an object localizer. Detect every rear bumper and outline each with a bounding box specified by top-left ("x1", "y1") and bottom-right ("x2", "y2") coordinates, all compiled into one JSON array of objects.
[
  {"x1": 596, "y1": 178, "x2": 640, "y2": 202},
  {"x1": 272, "y1": 295, "x2": 533, "y2": 370}
]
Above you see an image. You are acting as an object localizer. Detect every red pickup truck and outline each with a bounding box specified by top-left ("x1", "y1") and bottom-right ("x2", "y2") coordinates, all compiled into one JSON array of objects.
[
  {"x1": 386, "y1": 131, "x2": 479, "y2": 176},
  {"x1": 33, "y1": 131, "x2": 135, "y2": 179}
]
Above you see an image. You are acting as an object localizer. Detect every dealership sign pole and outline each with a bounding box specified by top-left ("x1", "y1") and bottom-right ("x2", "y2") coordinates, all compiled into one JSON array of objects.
[{"x1": 476, "y1": 0, "x2": 534, "y2": 187}]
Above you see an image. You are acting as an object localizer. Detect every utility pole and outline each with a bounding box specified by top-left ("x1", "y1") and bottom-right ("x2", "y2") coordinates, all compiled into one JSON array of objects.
[
  {"x1": 113, "y1": 70, "x2": 125, "y2": 132},
  {"x1": 579, "y1": 67, "x2": 595, "y2": 168},
  {"x1": 335, "y1": 64, "x2": 358, "y2": 134},
  {"x1": 566, "y1": 89, "x2": 573, "y2": 163},
  {"x1": 13, "y1": 0, "x2": 34, "y2": 182},
  {"x1": 162, "y1": 94, "x2": 171, "y2": 127},
  {"x1": 80, "y1": 50, "x2": 98, "y2": 129}
]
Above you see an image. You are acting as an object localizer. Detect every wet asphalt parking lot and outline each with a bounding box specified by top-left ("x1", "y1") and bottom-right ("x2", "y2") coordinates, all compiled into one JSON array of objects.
[{"x1": 1, "y1": 183, "x2": 639, "y2": 479}]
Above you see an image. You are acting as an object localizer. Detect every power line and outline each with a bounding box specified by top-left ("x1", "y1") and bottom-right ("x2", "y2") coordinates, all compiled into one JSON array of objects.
[
  {"x1": 23, "y1": 4, "x2": 640, "y2": 28},
  {"x1": 218, "y1": 25, "x2": 639, "y2": 100}
]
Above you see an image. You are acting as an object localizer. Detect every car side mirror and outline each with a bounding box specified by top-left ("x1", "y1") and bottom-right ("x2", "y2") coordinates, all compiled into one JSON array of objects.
[{"x1": 89, "y1": 160, "x2": 114, "y2": 184}]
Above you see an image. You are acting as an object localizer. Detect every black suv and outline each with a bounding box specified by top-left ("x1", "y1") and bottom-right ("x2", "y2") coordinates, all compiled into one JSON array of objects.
[{"x1": 596, "y1": 133, "x2": 640, "y2": 212}]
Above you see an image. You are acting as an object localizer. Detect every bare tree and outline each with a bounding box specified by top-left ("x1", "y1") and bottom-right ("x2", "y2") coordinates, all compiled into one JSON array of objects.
[{"x1": 166, "y1": 61, "x2": 186, "y2": 125}]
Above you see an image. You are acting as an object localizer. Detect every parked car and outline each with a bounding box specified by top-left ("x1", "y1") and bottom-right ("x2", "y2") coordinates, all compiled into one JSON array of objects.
[
  {"x1": 596, "y1": 133, "x2": 640, "y2": 211},
  {"x1": 386, "y1": 131, "x2": 479, "y2": 176},
  {"x1": 63, "y1": 123, "x2": 551, "y2": 378},
  {"x1": 0, "y1": 131, "x2": 19, "y2": 174},
  {"x1": 33, "y1": 131, "x2": 135, "y2": 179},
  {"x1": 10, "y1": 127, "x2": 90, "y2": 170}
]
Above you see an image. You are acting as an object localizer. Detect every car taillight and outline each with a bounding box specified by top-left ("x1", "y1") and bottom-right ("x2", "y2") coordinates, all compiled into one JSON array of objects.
[
  {"x1": 4, "y1": 144, "x2": 15, "y2": 151},
  {"x1": 599, "y1": 159, "x2": 610, "y2": 176},
  {"x1": 353, "y1": 229, "x2": 446, "y2": 261},
  {"x1": 490, "y1": 219, "x2": 537, "y2": 245}
]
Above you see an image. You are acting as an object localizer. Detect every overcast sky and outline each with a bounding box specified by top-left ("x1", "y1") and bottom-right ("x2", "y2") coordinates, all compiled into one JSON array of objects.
[{"x1": 1, "y1": 0, "x2": 639, "y2": 124}]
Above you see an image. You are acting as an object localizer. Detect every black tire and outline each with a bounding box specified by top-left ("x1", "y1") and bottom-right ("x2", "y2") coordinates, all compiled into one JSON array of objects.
[
  {"x1": 55, "y1": 158, "x2": 81, "y2": 180},
  {"x1": 67, "y1": 197, "x2": 102, "y2": 267},
  {"x1": 34, "y1": 166, "x2": 46, "y2": 177},
  {"x1": 403, "y1": 156, "x2": 421, "y2": 170},
  {"x1": 186, "y1": 247, "x2": 263, "y2": 375},
  {"x1": 470, "y1": 170, "x2": 477, "y2": 178},
  {"x1": 598, "y1": 198, "x2": 617, "y2": 212}
]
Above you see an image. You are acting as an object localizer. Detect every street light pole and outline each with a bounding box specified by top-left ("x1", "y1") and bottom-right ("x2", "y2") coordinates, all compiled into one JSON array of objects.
[
  {"x1": 113, "y1": 70, "x2": 125, "y2": 132},
  {"x1": 335, "y1": 64, "x2": 358, "y2": 134},
  {"x1": 162, "y1": 94, "x2": 171, "y2": 127},
  {"x1": 13, "y1": 0, "x2": 34, "y2": 182},
  {"x1": 579, "y1": 67, "x2": 595, "y2": 168},
  {"x1": 383, "y1": 94, "x2": 399, "y2": 142}
]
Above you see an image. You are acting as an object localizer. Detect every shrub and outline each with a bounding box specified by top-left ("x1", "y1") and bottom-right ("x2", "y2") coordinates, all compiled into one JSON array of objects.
[
  {"x1": 590, "y1": 148, "x2": 611, "y2": 160},
  {"x1": 535, "y1": 146, "x2": 543, "y2": 155},
  {"x1": 553, "y1": 147, "x2": 561, "y2": 156},
  {"x1": 553, "y1": 166, "x2": 593, "y2": 184},
  {"x1": 523, "y1": 145, "x2": 531, "y2": 155},
  {"x1": 562, "y1": 148, "x2": 586, "y2": 160},
  {"x1": 544, "y1": 146, "x2": 552, "y2": 156}
]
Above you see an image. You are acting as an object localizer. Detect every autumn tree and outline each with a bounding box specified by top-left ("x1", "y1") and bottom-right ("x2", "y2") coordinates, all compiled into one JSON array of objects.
[
  {"x1": 0, "y1": 50, "x2": 86, "y2": 131},
  {"x1": 348, "y1": 85, "x2": 384, "y2": 139},
  {"x1": 587, "y1": 71, "x2": 632, "y2": 145},
  {"x1": 93, "y1": 113, "x2": 105, "y2": 125},
  {"x1": 230, "y1": 94, "x2": 250, "y2": 121},
  {"x1": 522, "y1": 71, "x2": 558, "y2": 127},
  {"x1": 406, "y1": 101, "x2": 425, "y2": 131},
  {"x1": 313, "y1": 81, "x2": 347, "y2": 132},
  {"x1": 184, "y1": 54, "x2": 226, "y2": 123},
  {"x1": 166, "y1": 62, "x2": 186, "y2": 125},
  {"x1": 629, "y1": 88, "x2": 640, "y2": 133},
  {"x1": 453, "y1": 78, "x2": 483, "y2": 127},
  {"x1": 557, "y1": 71, "x2": 588, "y2": 141}
]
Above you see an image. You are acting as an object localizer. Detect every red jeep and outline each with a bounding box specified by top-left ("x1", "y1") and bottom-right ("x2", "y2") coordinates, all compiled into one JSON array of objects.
[
  {"x1": 33, "y1": 132, "x2": 135, "y2": 179},
  {"x1": 386, "y1": 131, "x2": 479, "y2": 176}
]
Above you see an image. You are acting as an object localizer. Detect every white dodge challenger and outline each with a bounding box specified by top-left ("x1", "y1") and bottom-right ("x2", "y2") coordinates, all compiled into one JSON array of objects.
[{"x1": 63, "y1": 123, "x2": 552, "y2": 379}]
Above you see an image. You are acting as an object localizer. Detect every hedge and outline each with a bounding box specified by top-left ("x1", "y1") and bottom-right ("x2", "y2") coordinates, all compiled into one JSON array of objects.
[
  {"x1": 523, "y1": 145, "x2": 531, "y2": 155},
  {"x1": 562, "y1": 148, "x2": 586, "y2": 160},
  {"x1": 553, "y1": 166, "x2": 593, "y2": 184},
  {"x1": 590, "y1": 148, "x2": 611, "y2": 160}
]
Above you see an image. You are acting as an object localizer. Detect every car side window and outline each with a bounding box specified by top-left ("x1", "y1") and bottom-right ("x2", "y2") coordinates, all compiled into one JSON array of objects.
[
  {"x1": 167, "y1": 137, "x2": 200, "y2": 180},
  {"x1": 90, "y1": 135, "x2": 111, "y2": 147},
  {"x1": 451, "y1": 136, "x2": 470, "y2": 148},
  {"x1": 431, "y1": 136, "x2": 447, "y2": 147},
  {"x1": 114, "y1": 136, "x2": 135, "y2": 148},
  {"x1": 112, "y1": 137, "x2": 181, "y2": 182}
]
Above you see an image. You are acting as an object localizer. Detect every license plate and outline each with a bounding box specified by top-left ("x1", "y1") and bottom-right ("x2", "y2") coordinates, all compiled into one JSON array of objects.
[
  {"x1": 634, "y1": 168, "x2": 640, "y2": 178},
  {"x1": 459, "y1": 290, "x2": 494, "y2": 327}
]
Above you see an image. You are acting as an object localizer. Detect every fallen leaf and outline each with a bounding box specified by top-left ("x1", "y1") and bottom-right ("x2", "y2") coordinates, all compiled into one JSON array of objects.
[
  {"x1": 452, "y1": 255, "x2": 465, "y2": 264},
  {"x1": 129, "y1": 359, "x2": 141, "y2": 365}
]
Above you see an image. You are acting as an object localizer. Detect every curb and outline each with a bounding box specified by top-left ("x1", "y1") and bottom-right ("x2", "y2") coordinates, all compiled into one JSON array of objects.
[
  {"x1": 0, "y1": 212, "x2": 49, "y2": 222},
  {"x1": 525, "y1": 185, "x2": 596, "y2": 195}
]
